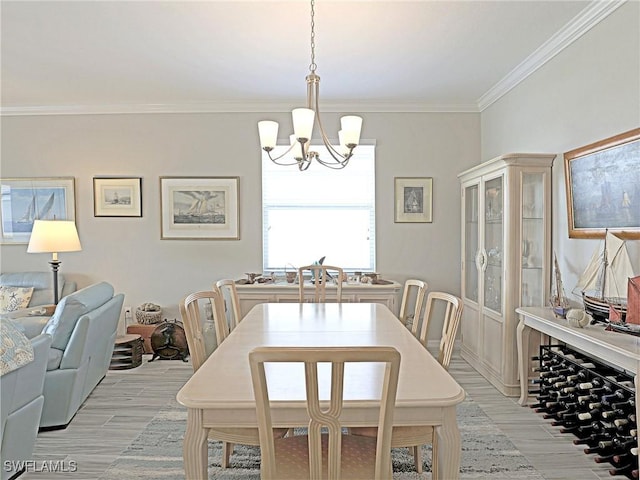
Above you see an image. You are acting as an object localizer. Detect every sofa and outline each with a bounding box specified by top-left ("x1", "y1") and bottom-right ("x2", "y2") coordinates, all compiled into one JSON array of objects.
[
  {"x1": 11, "y1": 281, "x2": 124, "y2": 429},
  {"x1": 0, "y1": 272, "x2": 77, "y2": 337},
  {"x1": 0, "y1": 328, "x2": 51, "y2": 480}
]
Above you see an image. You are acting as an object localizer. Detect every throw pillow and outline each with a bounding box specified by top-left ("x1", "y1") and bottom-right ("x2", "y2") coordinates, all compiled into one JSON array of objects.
[{"x1": 0, "y1": 286, "x2": 34, "y2": 314}]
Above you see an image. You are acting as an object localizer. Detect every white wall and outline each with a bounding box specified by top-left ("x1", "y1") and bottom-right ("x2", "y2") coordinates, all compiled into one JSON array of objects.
[
  {"x1": 481, "y1": 1, "x2": 640, "y2": 304},
  {"x1": 0, "y1": 111, "x2": 480, "y2": 330}
]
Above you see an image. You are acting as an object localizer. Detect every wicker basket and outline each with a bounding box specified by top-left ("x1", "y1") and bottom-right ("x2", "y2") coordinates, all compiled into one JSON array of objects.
[{"x1": 135, "y1": 307, "x2": 162, "y2": 325}]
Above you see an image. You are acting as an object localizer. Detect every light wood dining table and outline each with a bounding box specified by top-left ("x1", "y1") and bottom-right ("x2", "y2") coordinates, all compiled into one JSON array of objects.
[{"x1": 176, "y1": 302, "x2": 465, "y2": 479}]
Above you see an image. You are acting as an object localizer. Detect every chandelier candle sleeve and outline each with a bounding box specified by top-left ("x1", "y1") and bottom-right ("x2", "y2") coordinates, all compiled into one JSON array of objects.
[{"x1": 258, "y1": 121, "x2": 278, "y2": 151}]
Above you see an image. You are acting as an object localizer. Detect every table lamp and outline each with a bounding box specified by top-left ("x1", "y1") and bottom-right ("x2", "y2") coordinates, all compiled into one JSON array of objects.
[{"x1": 27, "y1": 219, "x2": 82, "y2": 304}]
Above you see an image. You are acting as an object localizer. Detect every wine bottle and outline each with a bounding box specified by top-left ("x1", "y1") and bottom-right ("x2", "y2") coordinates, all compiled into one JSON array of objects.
[
  {"x1": 584, "y1": 440, "x2": 614, "y2": 455},
  {"x1": 594, "y1": 452, "x2": 618, "y2": 464},
  {"x1": 612, "y1": 398, "x2": 636, "y2": 412},
  {"x1": 602, "y1": 390, "x2": 629, "y2": 406},
  {"x1": 602, "y1": 409, "x2": 627, "y2": 420},
  {"x1": 609, "y1": 463, "x2": 636, "y2": 477}
]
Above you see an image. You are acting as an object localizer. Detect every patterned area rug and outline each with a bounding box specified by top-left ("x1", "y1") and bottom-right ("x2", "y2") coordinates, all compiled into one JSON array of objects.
[{"x1": 100, "y1": 397, "x2": 544, "y2": 479}]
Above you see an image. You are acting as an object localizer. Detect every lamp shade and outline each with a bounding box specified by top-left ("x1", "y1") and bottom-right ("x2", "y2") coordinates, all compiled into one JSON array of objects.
[{"x1": 27, "y1": 220, "x2": 82, "y2": 255}]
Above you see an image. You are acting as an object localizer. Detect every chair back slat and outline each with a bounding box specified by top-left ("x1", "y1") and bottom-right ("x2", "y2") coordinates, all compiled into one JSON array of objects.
[
  {"x1": 298, "y1": 265, "x2": 344, "y2": 303},
  {"x1": 180, "y1": 290, "x2": 228, "y2": 372},
  {"x1": 418, "y1": 291, "x2": 463, "y2": 370},
  {"x1": 249, "y1": 346, "x2": 401, "y2": 480},
  {"x1": 214, "y1": 279, "x2": 243, "y2": 330},
  {"x1": 398, "y1": 279, "x2": 428, "y2": 335}
]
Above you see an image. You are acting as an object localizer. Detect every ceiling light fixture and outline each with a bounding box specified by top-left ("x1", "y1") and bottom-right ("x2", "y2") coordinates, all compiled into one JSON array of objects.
[{"x1": 257, "y1": 0, "x2": 363, "y2": 171}]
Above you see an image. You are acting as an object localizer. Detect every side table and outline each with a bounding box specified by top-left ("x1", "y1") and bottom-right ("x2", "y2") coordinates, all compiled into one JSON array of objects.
[
  {"x1": 126, "y1": 323, "x2": 158, "y2": 354},
  {"x1": 110, "y1": 334, "x2": 143, "y2": 370}
]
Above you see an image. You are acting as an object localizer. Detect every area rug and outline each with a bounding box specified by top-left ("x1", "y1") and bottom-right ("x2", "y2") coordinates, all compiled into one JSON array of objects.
[{"x1": 99, "y1": 397, "x2": 544, "y2": 479}]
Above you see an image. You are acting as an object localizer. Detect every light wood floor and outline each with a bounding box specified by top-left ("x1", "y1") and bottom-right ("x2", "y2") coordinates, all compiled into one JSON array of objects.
[{"x1": 21, "y1": 352, "x2": 614, "y2": 480}]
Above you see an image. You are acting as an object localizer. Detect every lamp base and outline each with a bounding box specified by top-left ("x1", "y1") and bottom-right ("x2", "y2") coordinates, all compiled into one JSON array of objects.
[{"x1": 48, "y1": 259, "x2": 61, "y2": 304}]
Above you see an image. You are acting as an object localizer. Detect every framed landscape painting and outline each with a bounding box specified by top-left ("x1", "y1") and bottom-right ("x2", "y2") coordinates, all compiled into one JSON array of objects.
[
  {"x1": 0, "y1": 177, "x2": 76, "y2": 244},
  {"x1": 93, "y1": 177, "x2": 142, "y2": 217},
  {"x1": 394, "y1": 177, "x2": 433, "y2": 223},
  {"x1": 160, "y1": 176, "x2": 240, "y2": 240},
  {"x1": 564, "y1": 128, "x2": 640, "y2": 239}
]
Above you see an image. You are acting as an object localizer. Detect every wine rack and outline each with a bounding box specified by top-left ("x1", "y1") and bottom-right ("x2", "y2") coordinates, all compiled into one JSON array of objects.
[{"x1": 530, "y1": 345, "x2": 638, "y2": 479}]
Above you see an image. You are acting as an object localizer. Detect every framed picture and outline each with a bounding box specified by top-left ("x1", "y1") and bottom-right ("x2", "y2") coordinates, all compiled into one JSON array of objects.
[
  {"x1": 394, "y1": 177, "x2": 433, "y2": 223},
  {"x1": 93, "y1": 177, "x2": 142, "y2": 217},
  {"x1": 0, "y1": 177, "x2": 76, "y2": 244},
  {"x1": 564, "y1": 128, "x2": 640, "y2": 239},
  {"x1": 160, "y1": 176, "x2": 240, "y2": 240}
]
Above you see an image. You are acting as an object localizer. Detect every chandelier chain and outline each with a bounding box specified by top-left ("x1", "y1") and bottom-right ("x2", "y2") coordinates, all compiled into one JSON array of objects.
[{"x1": 309, "y1": 0, "x2": 317, "y2": 73}]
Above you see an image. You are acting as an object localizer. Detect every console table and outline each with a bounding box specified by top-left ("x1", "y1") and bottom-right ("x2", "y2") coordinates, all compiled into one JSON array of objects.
[
  {"x1": 235, "y1": 281, "x2": 402, "y2": 317},
  {"x1": 516, "y1": 306, "x2": 640, "y2": 406}
]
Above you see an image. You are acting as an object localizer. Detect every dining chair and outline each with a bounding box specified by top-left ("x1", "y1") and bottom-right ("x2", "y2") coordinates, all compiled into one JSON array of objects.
[
  {"x1": 180, "y1": 290, "x2": 287, "y2": 468},
  {"x1": 214, "y1": 279, "x2": 243, "y2": 330},
  {"x1": 298, "y1": 264, "x2": 344, "y2": 303},
  {"x1": 397, "y1": 279, "x2": 428, "y2": 336},
  {"x1": 350, "y1": 291, "x2": 463, "y2": 475},
  {"x1": 249, "y1": 346, "x2": 401, "y2": 480}
]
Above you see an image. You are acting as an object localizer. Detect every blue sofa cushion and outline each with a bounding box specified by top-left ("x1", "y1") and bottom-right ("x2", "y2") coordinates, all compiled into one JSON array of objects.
[
  {"x1": 0, "y1": 272, "x2": 66, "y2": 307},
  {"x1": 42, "y1": 282, "x2": 114, "y2": 350}
]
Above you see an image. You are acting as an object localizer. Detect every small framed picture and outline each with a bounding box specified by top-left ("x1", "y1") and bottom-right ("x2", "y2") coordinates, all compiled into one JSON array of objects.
[
  {"x1": 394, "y1": 177, "x2": 433, "y2": 223},
  {"x1": 93, "y1": 177, "x2": 142, "y2": 217},
  {"x1": 160, "y1": 176, "x2": 240, "y2": 240}
]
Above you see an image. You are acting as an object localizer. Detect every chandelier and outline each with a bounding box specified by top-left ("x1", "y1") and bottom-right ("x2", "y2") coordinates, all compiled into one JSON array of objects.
[{"x1": 257, "y1": 0, "x2": 363, "y2": 171}]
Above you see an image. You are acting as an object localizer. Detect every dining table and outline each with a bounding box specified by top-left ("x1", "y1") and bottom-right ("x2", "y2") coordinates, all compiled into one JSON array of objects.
[{"x1": 176, "y1": 302, "x2": 465, "y2": 479}]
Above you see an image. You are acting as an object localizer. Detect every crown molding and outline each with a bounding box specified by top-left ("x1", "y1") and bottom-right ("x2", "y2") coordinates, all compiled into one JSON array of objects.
[
  {"x1": 0, "y1": 101, "x2": 480, "y2": 116},
  {"x1": 477, "y1": 0, "x2": 627, "y2": 112}
]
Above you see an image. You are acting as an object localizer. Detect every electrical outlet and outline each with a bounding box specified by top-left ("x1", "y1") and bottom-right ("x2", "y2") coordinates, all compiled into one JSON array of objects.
[
  {"x1": 124, "y1": 306, "x2": 132, "y2": 315},
  {"x1": 124, "y1": 306, "x2": 132, "y2": 323}
]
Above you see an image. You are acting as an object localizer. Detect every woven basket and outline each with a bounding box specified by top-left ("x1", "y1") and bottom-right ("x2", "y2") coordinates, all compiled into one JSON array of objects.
[{"x1": 135, "y1": 307, "x2": 162, "y2": 325}]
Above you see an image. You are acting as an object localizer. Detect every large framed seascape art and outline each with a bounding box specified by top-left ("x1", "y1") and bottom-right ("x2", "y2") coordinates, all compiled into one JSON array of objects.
[
  {"x1": 93, "y1": 177, "x2": 142, "y2": 217},
  {"x1": 394, "y1": 177, "x2": 433, "y2": 223},
  {"x1": 160, "y1": 176, "x2": 240, "y2": 240},
  {"x1": 564, "y1": 128, "x2": 640, "y2": 239},
  {"x1": 0, "y1": 177, "x2": 76, "y2": 244}
]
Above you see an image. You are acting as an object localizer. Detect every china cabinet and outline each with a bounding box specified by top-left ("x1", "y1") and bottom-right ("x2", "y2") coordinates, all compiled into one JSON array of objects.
[{"x1": 458, "y1": 153, "x2": 554, "y2": 396}]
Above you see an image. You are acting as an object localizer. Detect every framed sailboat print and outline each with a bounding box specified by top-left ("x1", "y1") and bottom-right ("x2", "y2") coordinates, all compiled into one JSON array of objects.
[
  {"x1": 159, "y1": 176, "x2": 240, "y2": 240},
  {"x1": 93, "y1": 177, "x2": 142, "y2": 217},
  {"x1": 564, "y1": 128, "x2": 640, "y2": 239},
  {"x1": 0, "y1": 177, "x2": 76, "y2": 244}
]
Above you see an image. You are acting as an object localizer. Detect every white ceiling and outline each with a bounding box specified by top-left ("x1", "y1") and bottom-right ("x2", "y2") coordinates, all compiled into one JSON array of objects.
[{"x1": 0, "y1": 1, "x2": 622, "y2": 115}]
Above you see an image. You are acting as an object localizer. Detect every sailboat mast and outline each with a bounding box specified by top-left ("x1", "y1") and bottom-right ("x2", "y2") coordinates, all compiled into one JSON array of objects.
[{"x1": 601, "y1": 229, "x2": 608, "y2": 301}]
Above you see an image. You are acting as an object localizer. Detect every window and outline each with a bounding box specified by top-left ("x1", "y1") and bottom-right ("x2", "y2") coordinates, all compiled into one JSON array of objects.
[{"x1": 262, "y1": 144, "x2": 376, "y2": 272}]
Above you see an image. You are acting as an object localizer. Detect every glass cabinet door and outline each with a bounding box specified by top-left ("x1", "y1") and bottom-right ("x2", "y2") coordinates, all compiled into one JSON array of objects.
[
  {"x1": 464, "y1": 184, "x2": 479, "y2": 303},
  {"x1": 521, "y1": 172, "x2": 545, "y2": 307},
  {"x1": 484, "y1": 176, "x2": 503, "y2": 313}
]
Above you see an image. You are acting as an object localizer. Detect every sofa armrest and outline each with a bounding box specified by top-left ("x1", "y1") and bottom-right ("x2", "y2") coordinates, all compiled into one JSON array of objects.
[
  {"x1": 58, "y1": 316, "x2": 90, "y2": 369},
  {"x1": 6, "y1": 304, "x2": 56, "y2": 320}
]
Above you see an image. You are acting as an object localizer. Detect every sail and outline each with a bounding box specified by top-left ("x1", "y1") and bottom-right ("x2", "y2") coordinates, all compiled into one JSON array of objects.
[
  {"x1": 38, "y1": 193, "x2": 55, "y2": 219},
  {"x1": 18, "y1": 196, "x2": 36, "y2": 223},
  {"x1": 575, "y1": 231, "x2": 636, "y2": 301}
]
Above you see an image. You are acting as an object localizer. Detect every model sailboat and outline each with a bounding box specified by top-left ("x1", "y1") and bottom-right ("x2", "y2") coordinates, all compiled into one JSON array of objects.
[
  {"x1": 574, "y1": 230, "x2": 636, "y2": 322},
  {"x1": 550, "y1": 252, "x2": 570, "y2": 317}
]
